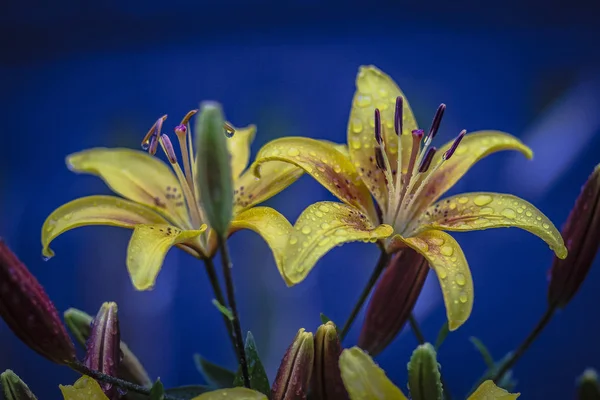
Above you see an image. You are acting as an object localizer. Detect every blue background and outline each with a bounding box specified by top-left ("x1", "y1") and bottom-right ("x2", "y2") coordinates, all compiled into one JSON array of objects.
[{"x1": 1, "y1": 1, "x2": 600, "y2": 398}]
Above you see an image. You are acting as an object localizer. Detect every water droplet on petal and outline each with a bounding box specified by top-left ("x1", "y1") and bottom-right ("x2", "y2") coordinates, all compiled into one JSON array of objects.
[
  {"x1": 501, "y1": 208, "x2": 517, "y2": 219},
  {"x1": 458, "y1": 197, "x2": 469, "y2": 204},
  {"x1": 542, "y1": 223, "x2": 550, "y2": 229},
  {"x1": 319, "y1": 205, "x2": 330, "y2": 213},
  {"x1": 289, "y1": 237, "x2": 298, "y2": 245},
  {"x1": 440, "y1": 245, "x2": 454, "y2": 256},
  {"x1": 301, "y1": 226, "x2": 312, "y2": 234},
  {"x1": 287, "y1": 148, "x2": 300, "y2": 157},
  {"x1": 456, "y1": 273, "x2": 466, "y2": 286},
  {"x1": 473, "y1": 195, "x2": 493, "y2": 206},
  {"x1": 437, "y1": 266, "x2": 448, "y2": 279},
  {"x1": 321, "y1": 222, "x2": 330, "y2": 229},
  {"x1": 459, "y1": 292, "x2": 468, "y2": 303},
  {"x1": 351, "y1": 118, "x2": 363, "y2": 134}
]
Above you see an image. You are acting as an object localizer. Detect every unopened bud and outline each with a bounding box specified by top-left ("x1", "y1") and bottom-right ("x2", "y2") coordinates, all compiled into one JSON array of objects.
[
  {"x1": 1, "y1": 370, "x2": 38, "y2": 399},
  {"x1": 195, "y1": 101, "x2": 234, "y2": 237},
  {"x1": 407, "y1": 343, "x2": 443, "y2": 400},
  {"x1": 548, "y1": 164, "x2": 600, "y2": 308},
  {"x1": 358, "y1": 249, "x2": 429, "y2": 356},
  {"x1": 312, "y1": 322, "x2": 348, "y2": 400},
  {"x1": 64, "y1": 308, "x2": 152, "y2": 390},
  {"x1": 84, "y1": 302, "x2": 121, "y2": 399},
  {"x1": 578, "y1": 369, "x2": 600, "y2": 400},
  {"x1": 0, "y1": 240, "x2": 75, "y2": 364},
  {"x1": 271, "y1": 328, "x2": 314, "y2": 400}
]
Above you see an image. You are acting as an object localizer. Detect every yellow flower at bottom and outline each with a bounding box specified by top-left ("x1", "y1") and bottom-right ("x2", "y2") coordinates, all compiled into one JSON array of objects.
[{"x1": 338, "y1": 347, "x2": 520, "y2": 400}]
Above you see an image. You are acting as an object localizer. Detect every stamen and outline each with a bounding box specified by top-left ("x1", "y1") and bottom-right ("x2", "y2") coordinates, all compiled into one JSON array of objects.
[
  {"x1": 391, "y1": 129, "x2": 424, "y2": 224},
  {"x1": 141, "y1": 115, "x2": 167, "y2": 150},
  {"x1": 181, "y1": 110, "x2": 198, "y2": 126},
  {"x1": 148, "y1": 133, "x2": 159, "y2": 155},
  {"x1": 375, "y1": 147, "x2": 386, "y2": 170},
  {"x1": 374, "y1": 109, "x2": 383, "y2": 145},
  {"x1": 425, "y1": 104, "x2": 446, "y2": 145},
  {"x1": 418, "y1": 147, "x2": 437, "y2": 173},
  {"x1": 443, "y1": 129, "x2": 467, "y2": 160},
  {"x1": 394, "y1": 96, "x2": 403, "y2": 136},
  {"x1": 175, "y1": 116, "x2": 196, "y2": 195},
  {"x1": 160, "y1": 134, "x2": 178, "y2": 164}
]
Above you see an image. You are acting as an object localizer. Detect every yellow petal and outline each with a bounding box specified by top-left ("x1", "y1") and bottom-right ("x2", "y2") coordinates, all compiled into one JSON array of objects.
[
  {"x1": 251, "y1": 137, "x2": 377, "y2": 220},
  {"x1": 348, "y1": 65, "x2": 419, "y2": 211},
  {"x1": 227, "y1": 124, "x2": 256, "y2": 179},
  {"x1": 468, "y1": 380, "x2": 520, "y2": 399},
  {"x1": 390, "y1": 230, "x2": 473, "y2": 331},
  {"x1": 67, "y1": 148, "x2": 191, "y2": 228},
  {"x1": 410, "y1": 131, "x2": 533, "y2": 217},
  {"x1": 234, "y1": 161, "x2": 304, "y2": 212},
  {"x1": 127, "y1": 224, "x2": 206, "y2": 290},
  {"x1": 415, "y1": 192, "x2": 567, "y2": 259},
  {"x1": 231, "y1": 203, "x2": 393, "y2": 286},
  {"x1": 191, "y1": 387, "x2": 267, "y2": 399},
  {"x1": 339, "y1": 347, "x2": 408, "y2": 400},
  {"x1": 59, "y1": 376, "x2": 110, "y2": 400},
  {"x1": 42, "y1": 195, "x2": 170, "y2": 259}
]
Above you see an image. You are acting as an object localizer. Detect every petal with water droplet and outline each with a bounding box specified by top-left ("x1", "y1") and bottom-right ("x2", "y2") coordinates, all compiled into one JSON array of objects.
[
  {"x1": 415, "y1": 192, "x2": 567, "y2": 259},
  {"x1": 388, "y1": 230, "x2": 473, "y2": 331},
  {"x1": 42, "y1": 195, "x2": 170, "y2": 259},
  {"x1": 66, "y1": 148, "x2": 192, "y2": 228},
  {"x1": 227, "y1": 124, "x2": 256, "y2": 180},
  {"x1": 250, "y1": 137, "x2": 377, "y2": 220},
  {"x1": 190, "y1": 387, "x2": 267, "y2": 399},
  {"x1": 127, "y1": 224, "x2": 206, "y2": 290},
  {"x1": 468, "y1": 380, "x2": 520, "y2": 399},
  {"x1": 230, "y1": 203, "x2": 393, "y2": 286},
  {"x1": 339, "y1": 347, "x2": 408, "y2": 400},
  {"x1": 59, "y1": 376, "x2": 110, "y2": 400}
]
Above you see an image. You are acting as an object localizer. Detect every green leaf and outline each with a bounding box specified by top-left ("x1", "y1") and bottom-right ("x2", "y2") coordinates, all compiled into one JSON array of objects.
[
  {"x1": 194, "y1": 354, "x2": 236, "y2": 389},
  {"x1": 164, "y1": 385, "x2": 211, "y2": 399},
  {"x1": 469, "y1": 337, "x2": 495, "y2": 368},
  {"x1": 149, "y1": 379, "x2": 165, "y2": 400},
  {"x1": 467, "y1": 352, "x2": 517, "y2": 397},
  {"x1": 233, "y1": 332, "x2": 271, "y2": 396},
  {"x1": 434, "y1": 322, "x2": 449, "y2": 350},
  {"x1": 212, "y1": 299, "x2": 234, "y2": 321}
]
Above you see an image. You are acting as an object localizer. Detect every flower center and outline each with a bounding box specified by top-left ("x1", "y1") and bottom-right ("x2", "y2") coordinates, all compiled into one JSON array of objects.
[{"x1": 372, "y1": 98, "x2": 466, "y2": 234}]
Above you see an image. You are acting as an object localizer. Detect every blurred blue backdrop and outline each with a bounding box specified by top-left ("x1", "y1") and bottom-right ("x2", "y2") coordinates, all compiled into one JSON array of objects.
[{"x1": 1, "y1": 1, "x2": 600, "y2": 399}]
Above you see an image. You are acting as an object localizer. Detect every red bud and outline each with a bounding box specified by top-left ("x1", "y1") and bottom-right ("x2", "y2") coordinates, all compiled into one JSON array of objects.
[{"x1": 271, "y1": 329, "x2": 314, "y2": 400}]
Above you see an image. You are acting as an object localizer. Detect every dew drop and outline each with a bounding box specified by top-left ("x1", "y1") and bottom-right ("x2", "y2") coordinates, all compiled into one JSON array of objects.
[
  {"x1": 319, "y1": 205, "x2": 330, "y2": 213},
  {"x1": 501, "y1": 208, "x2": 517, "y2": 219},
  {"x1": 459, "y1": 292, "x2": 468, "y2": 303},
  {"x1": 542, "y1": 223, "x2": 550, "y2": 229},
  {"x1": 437, "y1": 266, "x2": 448, "y2": 279},
  {"x1": 289, "y1": 237, "x2": 298, "y2": 245},
  {"x1": 318, "y1": 238, "x2": 329, "y2": 246},
  {"x1": 536, "y1": 216, "x2": 542, "y2": 221},
  {"x1": 315, "y1": 211, "x2": 324, "y2": 218},
  {"x1": 430, "y1": 237, "x2": 445, "y2": 246},
  {"x1": 63, "y1": 213, "x2": 73, "y2": 221},
  {"x1": 351, "y1": 139, "x2": 362, "y2": 150},
  {"x1": 351, "y1": 118, "x2": 363, "y2": 134},
  {"x1": 449, "y1": 203, "x2": 457, "y2": 210},
  {"x1": 287, "y1": 148, "x2": 300, "y2": 157},
  {"x1": 526, "y1": 211, "x2": 533, "y2": 217},
  {"x1": 473, "y1": 195, "x2": 493, "y2": 206},
  {"x1": 301, "y1": 226, "x2": 312, "y2": 234},
  {"x1": 479, "y1": 207, "x2": 494, "y2": 215},
  {"x1": 440, "y1": 245, "x2": 454, "y2": 256},
  {"x1": 356, "y1": 95, "x2": 372, "y2": 107},
  {"x1": 141, "y1": 142, "x2": 150, "y2": 150},
  {"x1": 321, "y1": 222, "x2": 330, "y2": 230},
  {"x1": 456, "y1": 273, "x2": 466, "y2": 286},
  {"x1": 458, "y1": 197, "x2": 469, "y2": 204},
  {"x1": 333, "y1": 165, "x2": 342, "y2": 173},
  {"x1": 335, "y1": 229, "x2": 347, "y2": 236}
]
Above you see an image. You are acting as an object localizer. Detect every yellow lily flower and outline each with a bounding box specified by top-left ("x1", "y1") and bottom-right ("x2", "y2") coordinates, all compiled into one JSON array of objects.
[
  {"x1": 250, "y1": 65, "x2": 567, "y2": 330},
  {"x1": 60, "y1": 376, "x2": 267, "y2": 400},
  {"x1": 42, "y1": 111, "x2": 303, "y2": 290},
  {"x1": 339, "y1": 346, "x2": 520, "y2": 400}
]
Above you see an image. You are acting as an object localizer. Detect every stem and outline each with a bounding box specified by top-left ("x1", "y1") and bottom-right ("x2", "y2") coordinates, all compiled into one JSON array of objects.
[
  {"x1": 203, "y1": 257, "x2": 237, "y2": 356},
  {"x1": 340, "y1": 250, "x2": 390, "y2": 341},
  {"x1": 217, "y1": 236, "x2": 251, "y2": 389},
  {"x1": 491, "y1": 306, "x2": 556, "y2": 383},
  {"x1": 68, "y1": 361, "x2": 180, "y2": 400},
  {"x1": 408, "y1": 314, "x2": 453, "y2": 400}
]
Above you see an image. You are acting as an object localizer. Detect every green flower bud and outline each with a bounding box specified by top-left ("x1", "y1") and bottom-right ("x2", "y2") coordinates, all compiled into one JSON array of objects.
[
  {"x1": 312, "y1": 322, "x2": 348, "y2": 400},
  {"x1": 407, "y1": 343, "x2": 443, "y2": 400},
  {"x1": 195, "y1": 101, "x2": 234, "y2": 237},
  {"x1": 578, "y1": 369, "x2": 600, "y2": 400},
  {"x1": 1, "y1": 370, "x2": 37, "y2": 400},
  {"x1": 271, "y1": 329, "x2": 314, "y2": 400}
]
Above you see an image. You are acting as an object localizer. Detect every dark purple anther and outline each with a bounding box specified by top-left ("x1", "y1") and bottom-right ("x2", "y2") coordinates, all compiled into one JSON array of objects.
[
  {"x1": 148, "y1": 133, "x2": 159, "y2": 156},
  {"x1": 427, "y1": 103, "x2": 446, "y2": 142},
  {"x1": 375, "y1": 147, "x2": 386, "y2": 171},
  {"x1": 394, "y1": 96, "x2": 403, "y2": 136},
  {"x1": 443, "y1": 129, "x2": 466, "y2": 160},
  {"x1": 418, "y1": 147, "x2": 437, "y2": 173},
  {"x1": 161, "y1": 134, "x2": 178, "y2": 164},
  {"x1": 374, "y1": 108, "x2": 382, "y2": 145},
  {"x1": 174, "y1": 124, "x2": 187, "y2": 136}
]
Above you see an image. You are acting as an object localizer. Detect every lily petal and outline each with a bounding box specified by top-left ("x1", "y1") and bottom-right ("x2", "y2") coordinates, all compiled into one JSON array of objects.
[
  {"x1": 42, "y1": 195, "x2": 170, "y2": 259},
  {"x1": 234, "y1": 161, "x2": 304, "y2": 212},
  {"x1": 191, "y1": 388, "x2": 267, "y2": 399},
  {"x1": 67, "y1": 148, "x2": 192, "y2": 228},
  {"x1": 411, "y1": 131, "x2": 532, "y2": 216},
  {"x1": 348, "y1": 65, "x2": 419, "y2": 210},
  {"x1": 60, "y1": 376, "x2": 110, "y2": 400},
  {"x1": 127, "y1": 224, "x2": 206, "y2": 290},
  {"x1": 468, "y1": 380, "x2": 520, "y2": 399},
  {"x1": 415, "y1": 192, "x2": 567, "y2": 259},
  {"x1": 339, "y1": 347, "x2": 408, "y2": 400},
  {"x1": 228, "y1": 124, "x2": 256, "y2": 180},
  {"x1": 251, "y1": 137, "x2": 377, "y2": 220},
  {"x1": 231, "y1": 203, "x2": 393, "y2": 286},
  {"x1": 390, "y1": 230, "x2": 473, "y2": 331}
]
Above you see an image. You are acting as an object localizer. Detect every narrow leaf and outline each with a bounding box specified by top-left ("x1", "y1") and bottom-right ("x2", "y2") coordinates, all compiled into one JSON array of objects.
[
  {"x1": 469, "y1": 337, "x2": 495, "y2": 368},
  {"x1": 434, "y1": 322, "x2": 449, "y2": 350},
  {"x1": 194, "y1": 354, "x2": 236, "y2": 389},
  {"x1": 164, "y1": 385, "x2": 211, "y2": 398},
  {"x1": 212, "y1": 299, "x2": 234, "y2": 321},
  {"x1": 149, "y1": 379, "x2": 165, "y2": 400},
  {"x1": 233, "y1": 332, "x2": 270, "y2": 396}
]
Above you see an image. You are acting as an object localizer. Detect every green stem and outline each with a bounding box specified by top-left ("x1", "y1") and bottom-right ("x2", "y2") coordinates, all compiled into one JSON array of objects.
[
  {"x1": 339, "y1": 250, "x2": 390, "y2": 341},
  {"x1": 217, "y1": 236, "x2": 251, "y2": 389},
  {"x1": 68, "y1": 361, "x2": 180, "y2": 400},
  {"x1": 203, "y1": 257, "x2": 238, "y2": 357},
  {"x1": 491, "y1": 306, "x2": 556, "y2": 383}
]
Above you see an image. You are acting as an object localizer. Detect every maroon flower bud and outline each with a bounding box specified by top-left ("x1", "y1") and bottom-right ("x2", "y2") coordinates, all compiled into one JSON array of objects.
[
  {"x1": 84, "y1": 302, "x2": 122, "y2": 399},
  {"x1": 358, "y1": 249, "x2": 429, "y2": 356},
  {"x1": 0, "y1": 240, "x2": 75, "y2": 364},
  {"x1": 312, "y1": 322, "x2": 349, "y2": 400},
  {"x1": 271, "y1": 328, "x2": 314, "y2": 400},
  {"x1": 548, "y1": 164, "x2": 600, "y2": 308}
]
